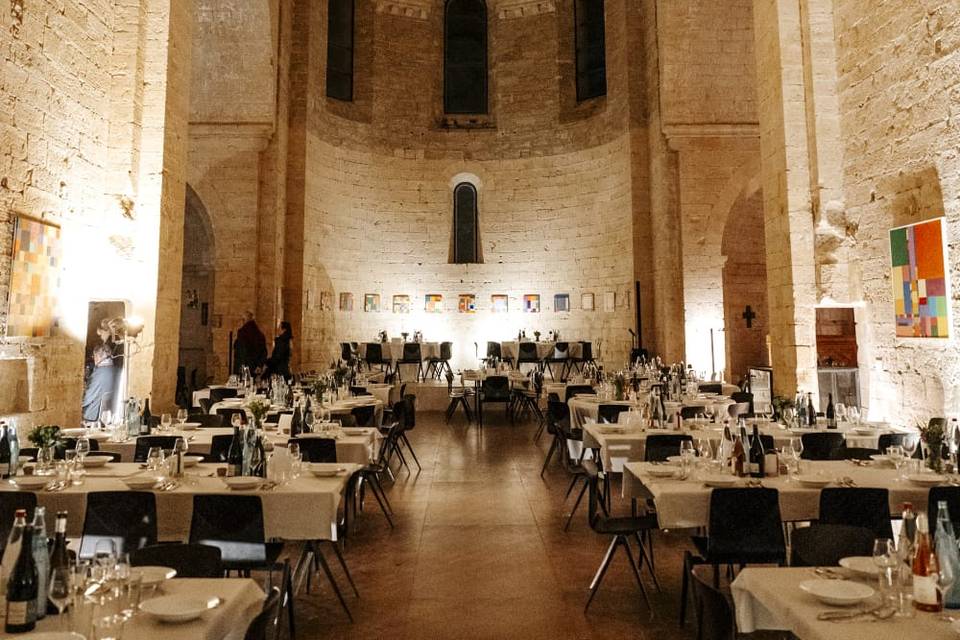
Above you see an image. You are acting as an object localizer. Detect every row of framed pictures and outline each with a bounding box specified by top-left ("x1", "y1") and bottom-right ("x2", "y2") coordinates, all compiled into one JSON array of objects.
[{"x1": 335, "y1": 292, "x2": 624, "y2": 314}]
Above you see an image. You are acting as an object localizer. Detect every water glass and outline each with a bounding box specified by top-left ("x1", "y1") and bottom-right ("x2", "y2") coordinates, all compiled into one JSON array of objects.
[
  {"x1": 93, "y1": 614, "x2": 126, "y2": 640},
  {"x1": 873, "y1": 538, "x2": 897, "y2": 602},
  {"x1": 146, "y1": 447, "x2": 164, "y2": 471},
  {"x1": 160, "y1": 413, "x2": 173, "y2": 432},
  {"x1": 176, "y1": 409, "x2": 188, "y2": 426}
]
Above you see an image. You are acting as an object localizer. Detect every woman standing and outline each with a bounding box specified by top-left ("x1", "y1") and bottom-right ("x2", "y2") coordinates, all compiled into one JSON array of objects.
[
  {"x1": 267, "y1": 321, "x2": 293, "y2": 380},
  {"x1": 81, "y1": 320, "x2": 120, "y2": 422}
]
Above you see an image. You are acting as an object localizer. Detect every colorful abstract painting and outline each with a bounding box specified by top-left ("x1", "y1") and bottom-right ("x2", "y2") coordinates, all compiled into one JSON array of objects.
[
  {"x1": 554, "y1": 294, "x2": 570, "y2": 312},
  {"x1": 523, "y1": 294, "x2": 540, "y2": 313},
  {"x1": 339, "y1": 292, "x2": 354, "y2": 312},
  {"x1": 890, "y1": 218, "x2": 950, "y2": 338},
  {"x1": 458, "y1": 294, "x2": 476, "y2": 314},
  {"x1": 7, "y1": 216, "x2": 62, "y2": 337},
  {"x1": 364, "y1": 294, "x2": 380, "y2": 313},
  {"x1": 393, "y1": 295, "x2": 411, "y2": 314},
  {"x1": 425, "y1": 294, "x2": 443, "y2": 313},
  {"x1": 491, "y1": 295, "x2": 509, "y2": 313}
]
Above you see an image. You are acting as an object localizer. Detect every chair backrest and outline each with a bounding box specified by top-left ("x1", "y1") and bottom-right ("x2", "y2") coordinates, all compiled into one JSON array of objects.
[
  {"x1": 580, "y1": 342, "x2": 593, "y2": 360},
  {"x1": 679, "y1": 406, "x2": 704, "y2": 420},
  {"x1": 350, "y1": 386, "x2": 371, "y2": 397},
  {"x1": 752, "y1": 433, "x2": 775, "y2": 452},
  {"x1": 217, "y1": 407, "x2": 248, "y2": 427},
  {"x1": 199, "y1": 397, "x2": 214, "y2": 414},
  {"x1": 351, "y1": 405, "x2": 376, "y2": 428},
  {"x1": 929, "y1": 486, "x2": 960, "y2": 537},
  {"x1": 365, "y1": 342, "x2": 383, "y2": 363},
  {"x1": 546, "y1": 400, "x2": 570, "y2": 435},
  {"x1": 445, "y1": 370, "x2": 456, "y2": 393},
  {"x1": 518, "y1": 342, "x2": 539, "y2": 361},
  {"x1": 401, "y1": 394, "x2": 416, "y2": 429},
  {"x1": 131, "y1": 543, "x2": 222, "y2": 578},
  {"x1": 208, "y1": 434, "x2": 234, "y2": 462},
  {"x1": 583, "y1": 461, "x2": 604, "y2": 529},
  {"x1": 727, "y1": 402, "x2": 750, "y2": 420},
  {"x1": 440, "y1": 341, "x2": 453, "y2": 360},
  {"x1": 565, "y1": 385, "x2": 596, "y2": 402},
  {"x1": 552, "y1": 342, "x2": 569, "y2": 359},
  {"x1": 690, "y1": 566, "x2": 735, "y2": 640},
  {"x1": 790, "y1": 524, "x2": 876, "y2": 567},
  {"x1": 209, "y1": 388, "x2": 239, "y2": 403},
  {"x1": 194, "y1": 413, "x2": 224, "y2": 428},
  {"x1": 706, "y1": 488, "x2": 785, "y2": 562},
  {"x1": 401, "y1": 342, "x2": 421, "y2": 361},
  {"x1": 486, "y1": 341, "x2": 502, "y2": 359},
  {"x1": 290, "y1": 437, "x2": 337, "y2": 463},
  {"x1": 698, "y1": 382, "x2": 722, "y2": 395},
  {"x1": 800, "y1": 432, "x2": 846, "y2": 460},
  {"x1": 190, "y1": 495, "x2": 267, "y2": 566},
  {"x1": 134, "y1": 436, "x2": 183, "y2": 463},
  {"x1": 644, "y1": 434, "x2": 693, "y2": 462},
  {"x1": 877, "y1": 432, "x2": 920, "y2": 454},
  {"x1": 243, "y1": 586, "x2": 283, "y2": 640},
  {"x1": 340, "y1": 343, "x2": 353, "y2": 362},
  {"x1": 0, "y1": 493, "x2": 37, "y2": 556},
  {"x1": 481, "y1": 376, "x2": 511, "y2": 400},
  {"x1": 598, "y1": 404, "x2": 630, "y2": 424},
  {"x1": 818, "y1": 487, "x2": 893, "y2": 539},
  {"x1": 80, "y1": 491, "x2": 157, "y2": 559}
]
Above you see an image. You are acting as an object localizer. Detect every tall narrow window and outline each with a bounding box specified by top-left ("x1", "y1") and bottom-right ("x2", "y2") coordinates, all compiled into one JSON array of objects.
[
  {"x1": 452, "y1": 183, "x2": 480, "y2": 264},
  {"x1": 444, "y1": 0, "x2": 488, "y2": 114},
  {"x1": 326, "y1": 0, "x2": 354, "y2": 101},
  {"x1": 574, "y1": 0, "x2": 606, "y2": 102}
]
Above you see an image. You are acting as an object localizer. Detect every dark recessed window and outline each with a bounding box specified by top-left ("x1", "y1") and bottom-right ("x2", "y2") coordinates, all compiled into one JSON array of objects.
[
  {"x1": 574, "y1": 0, "x2": 606, "y2": 102},
  {"x1": 452, "y1": 183, "x2": 480, "y2": 264},
  {"x1": 444, "y1": 0, "x2": 488, "y2": 115},
  {"x1": 326, "y1": 0, "x2": 354, "y2": 101}
]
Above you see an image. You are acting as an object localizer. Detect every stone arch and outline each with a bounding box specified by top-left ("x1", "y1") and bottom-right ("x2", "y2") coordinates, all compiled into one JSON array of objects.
[{"x1": 178, "y1": 184, "x2": 217, "y2": 392}]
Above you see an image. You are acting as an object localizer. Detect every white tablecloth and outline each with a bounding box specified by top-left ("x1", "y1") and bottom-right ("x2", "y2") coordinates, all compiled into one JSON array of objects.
[
  {"x1": 500, "y1": 341, "x2": 583, "y2": 361},
  {"x1": 621, "y1": 459, "x2": 932, "y2": 529},
  {"x1": 2, "y1": 462, "x2": 356, "y2": 541},
  {"x1": 358, "y1": 341, "x2": 440, "y2": 363},
  {"x1": 192, "y1": 385, "x2": 238, "y2": 408},
  {"x1": 568, "y1": 396, "x2": 641, "y2": 430},
  {"x1": 208, "y1": 398, "x2": 384, "y2": 428}
]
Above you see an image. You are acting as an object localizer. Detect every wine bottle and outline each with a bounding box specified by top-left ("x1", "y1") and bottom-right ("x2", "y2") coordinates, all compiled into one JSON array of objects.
[
  {"x1": 0, "y1": 423, "x2": 10, "y2": 479},
  {"x1": 4, "y1": 524, "x2": 37, "y2": 633},
  {"x1": 0, "y1": 509, "x2": 28, "y2": 603},
  {"x1": 806, "y1": 393, "x2": 816, "y2": 427},
  {"x1": 732, "y1": 433, "x2": 746, "y2": 477},
  {"x1": 226, "y1": 426, "x2": 244, "y2": 477},
  {"x1": 46, "y1": 512, "x2": 68, "y2": 615},
  {"x1": 935, "y1": 501, "x2": 960, "y2": 609},
  {"x1": 826, "y1": 393, "x2": 836, "y2": 429},
  {"x1": 749, "y1": 425, "x2": 765, "y2": 478},
  {"x1": 290, "y1": 403, "x2": 302, "y2": 438},
  {"x1": 7, "y1": 423, "x2": 18, "y2": 479},
  {"x1": 140, "y1": 397, "x2": 152, "y2": 436},
  {"x1": 255, "y1": 433, "x2": 267, "y2": 478},
  {"x1": 913, "y1": 513, "x2": 942, "y2": 612},
  {"x1": 795, "y1": 392, "x2": 807, "y2": 427},
  {"x1": 29, "y1": 508, "x2": 46, "y2": 619}
]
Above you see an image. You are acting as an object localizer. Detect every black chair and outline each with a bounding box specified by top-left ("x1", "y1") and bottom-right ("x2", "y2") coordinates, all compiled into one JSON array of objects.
[
  {"x1": 133, "y1": 436, "x2": 183, "y2": 463},
  {"x1": 568, "y1": 342, "x2": 596, "y2": 375},
  {"x1": 131, "y1": 543, "x2": 222, "y2": 578},
  {"x1": 517, "y1": 371, "x2": 545, "y2": 430},
  {"x1": 878, "y1": 432, "x2": 921, "y2": 454},
  {"x1": 790, "y1": 524, "x2": 876, "y2": 567},
  {"x1": 191, "y1": 413, "x2": 224, "y2": 428},
  {"x1": 800, "y1": 432, "x2": 846, "y2": 460},
  {"x1": 541, "y1": 400, "x2": 571, "y2": 476},
  {"x1": 730, "y1": 391, "x2": 754, "y2": 414},
  {"x1": 680, "y1": 406, "x2": 706, "y2": 420},
  {"x1": 598, "y1": 404, "x2": 630, "y2": 424},
  {"x1": 198, "y1": 397, "x2": 214, "y2": 415},
  {"x1": 290, "y1": 437, "x2": 337, "y2": 463},
  {"x1": 544, "y1": 342, "x2": 569, "y2": 381},
  {"x1": 929, "y1": 486, "x2": 960, "y2": 536},
  {"x1": 243, "y1": 584, "x2": 283, "y2": 640},
  {"x1": 217, "y1": 407, "x2": 247, "y2": 427},
  {"x1": 583, "y1": 462, "x2": 658, "y2": 613},
  {"x1": 486, "y1": 341, "x2": 507, "y2": 366},
  {"x1": 340, "y1": 342, "x2": 359, "y2": 368},
  {"x1": 690, "y1": 565, "x2": 735, "y2": 640},
  {"x1": 207, "y1": 434, "x2": 233, "y2": 462},
  {"x1": 516, "y1": 342, "x2": 541, "y2": 374},
  {"x1": 680, "y1": 488, "x2": 786, "y2": 624},
  {"x1": 698, "y1": 383, "x2": 723, "y2": 395},
  {"x1": 0, "y1": 493, "x2": 37, "y2": 555},
  {"x1": 478, "y1": 376, "x2": 512, "y2": 427},
  {"x1": 80, "y1": 492, "x2": 157, "y2": 559},
  {"x1": 844, "y1": 447, "x2": 879, "y2": 460},
  {"x1": 396, "y1": 394, "x2": 421, "y2": 470},
  {"x1": 818, "y1": 487, "x2": 893, "y2": 539},
  {"x1": 445, "y1": 371, "x2": 474, "y2": 424},
  {"x1": 209, "y1": 387, "x2": 238, "y2": 403},
  {"x1": 751, "y1": 433, "x2": 775, "y2": 452},
  {"x1": 427, "y1": 341, "x2": 454, "y2": 379},
  {"x1": 396, "y1": 343, "x2": 423, "y2": 383},
  {"x1": 364, "y1": 342, "x2": 389, "y2": 373},
  {"x1": 645, "y1": 434, "x2": 693, "y2": 462},
  {"x1": 564, "y1": 385, "x2": 595, "y2": 402},
  {"x1": 350, "y1": 405, "x2": 376, "y2": 428},
  {"x1": 55, "y1": 437, "x2": 101, "y2": 460}
]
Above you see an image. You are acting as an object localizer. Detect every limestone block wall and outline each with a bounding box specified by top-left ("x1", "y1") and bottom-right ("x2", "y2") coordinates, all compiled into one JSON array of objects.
[{"x1": 834, "y1": 0, "x2": 960, "y2": 422}]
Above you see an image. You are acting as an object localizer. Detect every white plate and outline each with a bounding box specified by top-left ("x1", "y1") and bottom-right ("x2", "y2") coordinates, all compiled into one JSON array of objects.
[
  {"x1": 131, "y1": 565, "x2": 177, "y2": 587},
  {"x1": 799, "y1": 579, "x2": 874, "y2": 606},
  {"x1": 645, "y1": 467, "x2": 676, "y2": 478},
  {"x1": 12, "y1": 476, "x2": 50, "y2": 490},
  {"x1": 139, "y1": 594, "x2": 219, "y2": 623},
  {"x1": 61, "y1": 428, "x2": 87, "y2": 437},
  {"x1": 850, "y1": 427, "x2": 874, "y2": 435},
  {"x1": 81, "y1": 455, "x2": 111, "y2": 468},
  {"x1": 182, "y1": 455, "x2": 204, "y2": 467},
  {"x1": 179, "y1": 423, "x2": 200, "y2": 431},
  {"x1": 838, "y1": 556, "x2": 880, "y2": 578},
  {"x1": 869, "y1": 454, "x2": 890, "y2": 463},
  {"x1": 310, "y1": 465, "x2": 348, "y2": 478},
  {"x1": 18, "y1": 456, "x2": 33, "y2": 464},
  {"x1": 795, "y1": 475, "x2": 831, "y2": 488},
  {"x1": 20, "y1": 633, "x2": 86, "y2": 640},
  {"x1": 222, "y1": 477, "x2": 262, "y2": 490},
  {"x1": 702, "y1": 475, "x2": 737, "y2": 488},
  {"x1": 597, "y1": 426, "x2": 626, "y2": 435},
  {"x1": 908, "y1": 473, "x2": 946, "y2": 486},
  {"x1": 123, "y1": 476, "x2": 159, "y2": 490}
]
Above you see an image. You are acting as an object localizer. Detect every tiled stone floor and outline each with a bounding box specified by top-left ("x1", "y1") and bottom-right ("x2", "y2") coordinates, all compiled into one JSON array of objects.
[{"x1": 294, "y1": 410, "x2": 699, "y2": 639}]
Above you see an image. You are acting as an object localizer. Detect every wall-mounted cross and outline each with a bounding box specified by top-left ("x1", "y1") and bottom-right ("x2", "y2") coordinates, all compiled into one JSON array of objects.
[{"x1": 742, "y1": 305, "x2": 757, "y2": 328}]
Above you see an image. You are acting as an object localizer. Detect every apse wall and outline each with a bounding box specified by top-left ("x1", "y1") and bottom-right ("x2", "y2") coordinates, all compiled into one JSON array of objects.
[{"x1": 295, "y1": 0, "x2": 640, "y2": 370}]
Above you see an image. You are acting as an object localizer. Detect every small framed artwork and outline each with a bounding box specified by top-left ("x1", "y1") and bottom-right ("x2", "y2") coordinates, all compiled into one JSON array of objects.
[
  {"x1": 393, "y1": 295, "x2": 411, "y2": 314},
  {"x1": 319, "y1": 292, "x2": 332, "y2": 311},
  {"x1": 523, "y1": 294, "x2": 540, "y2": 313},
  {"x1": 890, "y1": 217, "x2": 950, "y2": 338},
  {"x1": 581, "y1": 293, "x2": 595, "y2": 311},
  {"x1": 458, "y1": 294, "x2": 477, "y2": 313},
  {"x1": 425, "y1": 294, "x2": 443, "y2": 313},
  {"x1": 339, "y1": 293, "x2": 354, "y2": 312},
  {"x1": 554, "y1": 294, "x2": 570, "y2": 312},
  {"x1": 603, "y1": 292, "x2": 616, "y2": 312},
  {"x1": 491, "y1": 295, "x2": 509, "y2": 313},
  {"x1": 6, "y1": 215, "x2": 62, "y2": 337},
  {"x1": 364, "y1": 294, "x2": 380, "y2": 313}
]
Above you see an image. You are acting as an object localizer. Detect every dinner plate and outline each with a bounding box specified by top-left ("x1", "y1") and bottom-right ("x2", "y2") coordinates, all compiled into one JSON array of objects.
[
  {"x1": 850, "y1": 427, "x2": 874, "y2": 435},
  {"x1": 20, "y1": 633, "x2": 86, "y2": 640},
  {"x1": 702, "y1": 475, "x2": 737, "y2": 488},
  {"x1": 795, "y1": 475, "x2": 831, "y2": 488},
  {"x1": 182, "y1": 455, "x2": 204, "y2": 467},
  {"x1": 61, "y1": 428, "x2": 87, "y2": 437},
  {"x1": 123, "y1": 476, "x2": 159, "y2": 490},
  {"x1": 131, "y1": 565, "x2": 177, "y2": 587},
  {"x1": 597, "y1": 426, "x2": 626, "y2": 435},
  {"x1": 908, "y1": 473, "x2": 947, "y2": 486},
  {"x1": 869, "y1": 454, "x2": 890, "y2": 463},
  {"x1": 81, "y1": 455, "x2": 111, "y2": 468},
  {"x1": 140, "y1": 594, "x2": 220, "y2": 623},
  {"x1": 310, "y1": 465, "x2": 348, "y2": 478},
  {"x1": 12, "y1": 476, "x2": 50, "y2": 490},
  {"x1": 222, "y1": 477, "x2": 262, "y2": 490},
  {"x1": 838, "y1": 556, "x2": 880, "y2": 578},
  {"x1": 179, "y1": 422, "x2": 200, "y2": 431},
  {"x1": 799, "y1": 579, "x2": 874, "y2": 606}
]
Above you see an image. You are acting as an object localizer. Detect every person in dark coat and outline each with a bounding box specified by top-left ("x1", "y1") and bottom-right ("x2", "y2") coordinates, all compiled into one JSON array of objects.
[
  {"x1": 233, "y1": 311, "x2": 268, "y2": 375},
  {"x1": 267, "y1": 321, "x2": 293, "y2": 380}
]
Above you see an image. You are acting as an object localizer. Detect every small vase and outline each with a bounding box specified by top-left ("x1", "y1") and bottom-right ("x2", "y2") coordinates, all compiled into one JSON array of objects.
[
  {"x1": 927, "y1": 442, "x2": 944, "y2": 474},
  {"x1": 36, "y1": 445, "x2": 56, "y2": 475}
]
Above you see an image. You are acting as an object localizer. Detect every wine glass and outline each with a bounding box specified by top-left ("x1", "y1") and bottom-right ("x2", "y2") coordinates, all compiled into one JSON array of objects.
[
  {"x1": 176, "y1": 409, "x2": 188, "y2": 427},
  {"x1": 145, "y1": 447, "x2": 164, "y2": 471},
  {"x1": 304, "y1": 411, "x2": 316, "y2": 433},
  {"x1": 173, "y1": 437, "x2": 188, "y2": 467},
  {"x1": 231, "y1": 413, "x2": 244, "y2": 429},
  {"x1": 75, "y1": 436, "x2": 91, "y2": 464},
  {"x1": 872, "y1": 538, "x2": 897, "y2": 603},
  {"x1": 100, "y1": 409, "x2": 112, "y2": 431},
  {"x1": 49, "y1": 565, "x2": 72, "y2": 629},
  {"x1": 835, "y1": 402, "x2": 847, "y2": 424},
  {"x1": 680, "y1": 440, "x2": 696, "y2": 458},
  {"x1": 888, "y1": 445, "x2": 905, "y2": 479},
  {"x1": 848, "y1": 406, "x2": 861, "y2": 425},
  {"x1": 160, "y1": 413, "x2": 172, "y2": 432}
]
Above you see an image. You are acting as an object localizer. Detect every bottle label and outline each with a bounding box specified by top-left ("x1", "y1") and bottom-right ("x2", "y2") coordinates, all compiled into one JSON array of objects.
[
  {"x1": 914, "y1": 575, "x2": 939, "y2": 605},
  {"x1": 5, "y1": 599, "x2": 32, "y2": 625}
]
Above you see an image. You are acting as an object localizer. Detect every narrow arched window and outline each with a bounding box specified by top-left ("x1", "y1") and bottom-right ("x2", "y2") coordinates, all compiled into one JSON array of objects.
[
  {"x1": 574, "y1": 0, "x2": 606, "y2": 102},
  {"x1": 326, "y1": 0, "x2": 354, "y2": 101},
  {"x1": 444, "y1": 0, "x2": 487, "y2": 114},
  {"x1": 452, "y1": 183, "x2": 481, "y2": 264}
]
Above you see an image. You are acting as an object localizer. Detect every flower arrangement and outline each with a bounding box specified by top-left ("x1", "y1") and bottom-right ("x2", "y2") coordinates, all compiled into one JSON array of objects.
[
  {"x1": 28, "y1": 425, "x2": 63, "y2": 449},
  {"x1": 614, "y1": 372, "x2": 626, "y2": 401},
  {"x1": 333, "y1": 365, "x2": 350, "y2": 388},
  {"x1": 245, "y1": 399, "x2": 271, "y2": 427},
  {"x1": 313, "y1": 376, "x2": 330, "y2": 402},
  {"x1": 771, "y1": 395, "x2": 794, "y2": 423},
  {"x1": 919, "y1": 419, "x2": 945, "y2": 473}
]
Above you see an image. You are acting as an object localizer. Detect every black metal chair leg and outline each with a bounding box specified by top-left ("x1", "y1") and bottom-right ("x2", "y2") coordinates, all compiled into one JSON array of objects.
[
  {"x1": 540, "y1": 438, "x2": 558, "y2": 477},
  {"x1": 623, "y1": 538, "x2": 653, "y2": 614},
  {"x1": 327, "y1": 541, "x2": 360, "y2": 598},
  {"x1": 401, "y1": 433, "x2": 421, "y2": 470},
  {"x1": 315, "y1": 545, "x2": 353, "y2": 622},
  {"x1": 585, "y1": 536, "x2": 620, "y2": 612},
  {"x1": 564, "y1": 480, "x2": 588, "y2": 531},
  {"x1": 634, "y1": 532, "x2": 661, "y2": 591}
]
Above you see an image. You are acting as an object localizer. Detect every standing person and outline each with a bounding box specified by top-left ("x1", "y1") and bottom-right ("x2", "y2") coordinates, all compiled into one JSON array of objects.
[
  {"x1": 81, "y1": 320, "x2": 120, "y2": 422},
  {"x1": 267, "y1": 321, "x2": 293, "y2": 380},
  {"x1": 233, "y1": 311, "x2": 268, "y2": 375}
]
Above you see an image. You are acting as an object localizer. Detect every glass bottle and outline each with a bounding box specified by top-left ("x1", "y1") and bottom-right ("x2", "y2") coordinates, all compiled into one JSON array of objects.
[
  {"x1": 4, "y1": 524, "x2": 37, "y2": 633},
  {"x1": 29, "y1": 508, "x2": 46, "y2": 619},
  {"x1": 913, "y1": 513, "x2": 942, "y2": 612},
  {"x1": 935, "y1": 501, "x2": 960, "y2": 608}
]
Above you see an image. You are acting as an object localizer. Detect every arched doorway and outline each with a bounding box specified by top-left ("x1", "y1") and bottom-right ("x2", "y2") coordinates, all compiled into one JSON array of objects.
[
  {"x1": 721, "y1": 186, "x2": 769, "y2": 383},
  {"x1": 178, "y1": 185, "x2": 216, "y2": 393}
]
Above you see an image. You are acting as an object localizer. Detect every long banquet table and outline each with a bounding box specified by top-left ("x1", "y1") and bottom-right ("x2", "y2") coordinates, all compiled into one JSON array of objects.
[
  {"x1": 621, "y1": 460, "x2": 932, "y2": 529},
  {"x1": 1, "y1": 462, "x2": 357, "y2": 541},
  {"x1": 208, "y1": 396, "x2": 385, "y2": 427}
]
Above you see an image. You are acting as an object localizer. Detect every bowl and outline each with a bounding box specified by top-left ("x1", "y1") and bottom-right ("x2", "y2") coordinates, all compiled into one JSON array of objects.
[
  {"x1": 702, "y1": 475, "x2": 737, "y2": 488},
  {"x1": 838, "y1": 556, "x2": 880, "y2": 578},
  {"x1": 310, "y1": 465, "x2": 348, "y2": 478},
  {"x1": 139, "y1": 594, "x2": 220, "y2": 623},
  {"x1": 123, "y1": 476, "x2": 159, "y2": 490},
  {"x1": 799, "y1": 579, "x2": 874, "y2": 606},
  {"x1": 131, "y1": 565, "x2": 177, "y2": 587},
  {"x1": 81, "y1": 455, "x2": 112, "y2": 468},
  {"x1": 795, "y1": 475, "x2": 831, "y2": 488},
  {"x1": 222, "y1": 476, "x2": 262, "y2": 490},
  {"x1": 12, "y1": 476, "x2": 50, "y2": 490}
]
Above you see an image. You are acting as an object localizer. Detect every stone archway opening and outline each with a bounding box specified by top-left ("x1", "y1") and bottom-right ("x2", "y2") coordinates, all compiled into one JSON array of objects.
[{"x1": 178, "y1": 185, "x2": 216, "y2": 394}]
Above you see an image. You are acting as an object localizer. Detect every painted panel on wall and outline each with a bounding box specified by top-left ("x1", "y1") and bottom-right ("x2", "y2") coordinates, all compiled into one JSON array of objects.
[
  {"x1": 554, "y1": 294, "x2": 570, "y2": 312},
  {"x1": 6, "y1": 216, "x2": 62, "y2": 337},
  {"x1": 890, "y1": 217, "x2": 950, "y2": 338},
  {"x1": 339, "y1": 292, "x2": 354, "y2": 311},
  {"x1": 581, "y1": 292, "x2": 594, "y2": 311},
  {"x1": 425, "y1": 294, "x2": 443, "y2": 313},
  {"x1": 523, "y1": 294, "x2": 540, "y2": 313},
  {"x1": 491, "y1": 295, "x2": 509, "y2": 313},
  {"x1": 458, "y1": 294, "x2": 476, "y2": 313},
  {"x1": 364, "y1": 294, "x2": 380, "y2": 312},
  {"x1": 393, "y1": 295, "x2": 411, "y2": 314}
]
